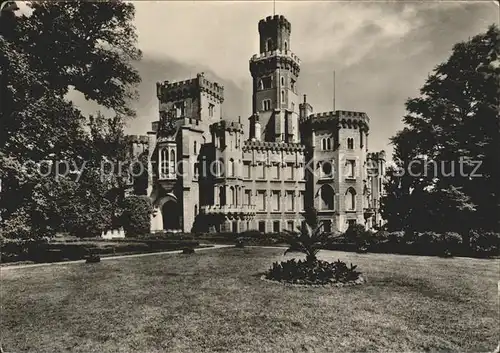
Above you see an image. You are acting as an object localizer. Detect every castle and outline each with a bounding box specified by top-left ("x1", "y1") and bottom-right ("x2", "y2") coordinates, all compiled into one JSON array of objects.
[{"x1": 127, "y1": 14, "x2": 386, "y2": 234}]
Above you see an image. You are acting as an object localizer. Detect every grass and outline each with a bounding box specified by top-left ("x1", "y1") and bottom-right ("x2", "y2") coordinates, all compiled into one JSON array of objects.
[{"x1": 1, "y1": 247, "x2": 498, "y2": 353}]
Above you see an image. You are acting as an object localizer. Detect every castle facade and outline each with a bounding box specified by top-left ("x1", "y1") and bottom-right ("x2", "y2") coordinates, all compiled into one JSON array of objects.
[{"x1": 128, "y1": 15, "x2": 386, "y2": 234}]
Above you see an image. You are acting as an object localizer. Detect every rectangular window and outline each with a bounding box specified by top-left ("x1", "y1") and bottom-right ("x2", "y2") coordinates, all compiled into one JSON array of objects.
[
  {"x1": 323, "y1": 220, "x2": 332, "y2": 233},
  {"x1": 262, "y1": 76, "x2": 272, "y2": 89},
  {"x1": 272, "y1": 164, "x2": 279, "y2": 179},
  {"x1": 286, "y1": 191, "x2": 294, "y2": 211},
  {"x1": 257, "y1": 190, "x2": 266, "y2": 211},
  {"x1": 299, "y1": 191, "x2": 305, "y2": 211},
  {"x1": 346, "y1": 160, "x2": 356, "y2": 178},
  {"x1": 244, "y1": 163, "x2": 251, "y2": 179},
  {"x1": 273, "y1": 221, "x2": 280, "y2": 233},
  {"x1": 245, "y1": 190, "x2": 252, "y2": 206},
  {"x1": 272, "y1": 191, "x2": 280, "y2": 211},
  {"x1": 285, "y1": 164, "x2": 293, "y2": 180},
  {"x1": 258, "y1": 164, "x2": 265, "y2": 179},
  {"x1": 175, "y1": 102, "x2": 185, "y2": 117},
  {"x1": 287, "y1": 221, "x2": 294, "y2": 231},
  {"x1": 347, "y1": 138, "x2": 354, "y2": 149},
  {"x1": 259, "y1": 221, "x2": 266, "y2": 233}
]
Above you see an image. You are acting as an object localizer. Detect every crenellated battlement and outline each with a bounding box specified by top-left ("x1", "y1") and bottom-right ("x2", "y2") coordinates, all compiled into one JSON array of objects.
[
  {"x1": 249, "y1": 53, "x2": 301, "y2": 77},
  {"x1": 126, "y1": 135, "x2": 149, "y2": 145},
  {"x1": 300, "y1": 110, "x2": 370, "y2": 130},
  {"x1": 367, "y1": 150, "x2": 386, "y2": 161},
  {"x1": 210, "y1": 120, "x2": 244, "y2": 134},
  {"x1": 250, "y1": 49, "x2": 301, "y2": 66},
  {"x1": 243, "y1": 140, "x2": 305, "y2": 152},
  {"x1": 259, "y1": 15, "x2": 291, "y2": 32},
  {"x1": 156, "y1": 72, "x2": 224, "y2": 103}
]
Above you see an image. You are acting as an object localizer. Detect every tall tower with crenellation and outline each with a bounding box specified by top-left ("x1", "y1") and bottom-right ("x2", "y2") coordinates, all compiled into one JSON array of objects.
[
  {"x1": 146, "y1": 73, "x2": 224, "y2": 233},
  {"x1": 119, "y1": 13, "x2": 386, "y2": 237},
  {"x1": 249, "y1": 15, "x2": 301, "y2": 143}
]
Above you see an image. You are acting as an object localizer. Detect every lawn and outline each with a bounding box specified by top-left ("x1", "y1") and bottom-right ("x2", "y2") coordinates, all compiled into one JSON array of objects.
[{"x1": 1, "y1": 247, "x2": 498, "y2": 353}]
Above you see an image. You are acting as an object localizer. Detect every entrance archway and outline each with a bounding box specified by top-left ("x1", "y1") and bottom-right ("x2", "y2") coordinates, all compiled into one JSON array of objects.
[{"x1": 162, "y1": 200, "x2": 180, "y2": 230}]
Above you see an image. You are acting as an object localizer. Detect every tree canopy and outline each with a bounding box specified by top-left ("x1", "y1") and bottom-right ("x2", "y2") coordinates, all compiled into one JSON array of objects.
[
  {"x1": 0, "y1": 1, "x2": 142, "y2": 238},
  {"x1": 381, "y1": 25, "x2": 500, "y2": 233}
]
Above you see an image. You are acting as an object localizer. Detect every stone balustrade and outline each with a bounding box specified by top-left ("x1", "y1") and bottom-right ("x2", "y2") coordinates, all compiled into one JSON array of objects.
[{"x1": 200, "y1": 204, "x2": 257, "y2": 216}]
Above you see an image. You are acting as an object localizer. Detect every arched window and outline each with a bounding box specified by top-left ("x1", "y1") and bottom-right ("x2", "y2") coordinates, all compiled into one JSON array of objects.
[
  {"x1": 320, "y1": 185, "x2": 335, "y2": 210},
  {"x1": 321, "y1": 139, "x2": 327, "y2": 151},
  {"x1": 345, "y1": 188, "x2": 356, "y2": 211},
  {"x1": 227, "y1": 158, "x2": 234, "y2": 177},
  {"x1": 219, "y1": 186, "x2": 225, "y2": 205},
  {"x1": 218, "y1": 158, "x2": 224, "y2": 177},
  {"x1": 258, "y1": 79, "x2": 263, "y2": 90},
  {"x1": 160, "y1": 148, "x2": 168, "y2": 178},
  {"x1": 194, "y1": 141, "x2": 197, "y2": 154},
  {"x1": 345, "y1": 159, "x2": 355, "y2": 178},
  {"x1": 266, "y1": 38, "x2": 273, "y2": 52},
  {"x1": 326, "y1": 137, "x2": 332, "y2": 150},
  {"x1": 169, "y1": 149, "x2": 176, "y2": 176},
  {"x1": 281, "y1": 90, "x2": 285, "y2": 103},
  {"x1": 284, "y1": 41, "x2": 288, "y2": 51},
  {"x1": 194, "y1": 205, "x2": 198, "y2": 216},
  {"x1": 230, "y1": 186, "x2": 235, "y2": 205},
  {"x1": 347, "y1": 138, "x2": 354, "y2": 149},
  {"x1": 281, "y1": 76, "x2": 285, "y2": 86}
]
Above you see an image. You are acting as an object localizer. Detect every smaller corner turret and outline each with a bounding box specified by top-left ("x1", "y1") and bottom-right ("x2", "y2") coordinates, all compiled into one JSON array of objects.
[{"x1": 299, "y1": 94, "x2": 313, "y2": 121}]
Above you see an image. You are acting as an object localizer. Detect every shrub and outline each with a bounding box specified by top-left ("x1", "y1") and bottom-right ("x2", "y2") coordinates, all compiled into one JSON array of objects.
[
  {"x1": 469, "y1": 230, "x2": 500, "y2": 257},
  {"x1": 121, "y1": 196, "x2": 153, "y2": 237},
  {"x1": 86, "y1": 254, "x2": 101, "y2": 263},
  {"x1": 415, "y1": 231, "x2": 440, "y2": 244},
  {"x1": 344, "y1": 224, "x2": 370, "y2": 252},
  {"x1": 442, "y1": 232, "x2": 463, "y2": 254},
  {"x1": 182, "y1": 247, "x2": 195, "y2": 254},
  {"x1": 387, "y1": 231, "x2": 406, "y2": 244},
  {"x1": 239, "y1": 230, "x2": 263, "y2": 238},
  {"x1": 235, "y1": 237, "x2": 245, "y2": 248},
  {"x1": 0, "y1": 237, "x2": 49, "y2": 263},
  {"x1": 265, "y1": 258, "x2": 362, "y2": 285},
  {"x1": 373, "y1": 230, "x2": 390, "y2": 243}
]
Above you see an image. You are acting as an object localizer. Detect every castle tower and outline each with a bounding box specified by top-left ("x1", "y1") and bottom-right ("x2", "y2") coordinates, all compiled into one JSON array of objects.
[
  {"x1": 151, "y1": 73, "x2": 225, "y2": 233},
  {"x1": 249, "y1": 15, "x2": 301, "y2": 143}
]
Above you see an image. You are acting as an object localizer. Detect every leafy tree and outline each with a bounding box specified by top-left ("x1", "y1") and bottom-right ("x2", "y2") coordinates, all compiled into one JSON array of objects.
[
  {"x1": 382, "y1": 25, "x2": 500, "y2": 233},
  {"x1": 0, "y1": 1, "x2": 141, "y2": 238}
]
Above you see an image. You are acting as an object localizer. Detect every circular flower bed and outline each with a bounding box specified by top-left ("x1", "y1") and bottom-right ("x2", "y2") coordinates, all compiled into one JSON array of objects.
[{"x1": 263, "y1": 258, "x2": 364, "y2": 287}]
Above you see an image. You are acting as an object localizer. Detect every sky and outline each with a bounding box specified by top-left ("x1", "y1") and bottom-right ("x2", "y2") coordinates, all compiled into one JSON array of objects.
[{"x1": 68, "y1": 0, "x2": 499, "y2": 156}]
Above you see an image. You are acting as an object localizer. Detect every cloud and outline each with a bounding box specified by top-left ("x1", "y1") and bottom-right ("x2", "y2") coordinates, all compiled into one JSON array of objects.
[{"x1": 70, "y1": 1, "x2": 498, "y2": 157}]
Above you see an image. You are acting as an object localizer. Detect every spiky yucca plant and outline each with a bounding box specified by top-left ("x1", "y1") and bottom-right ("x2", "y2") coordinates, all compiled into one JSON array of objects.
[{"x1": 283, "y1": 222, "x2": 331, "y2": 263}]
